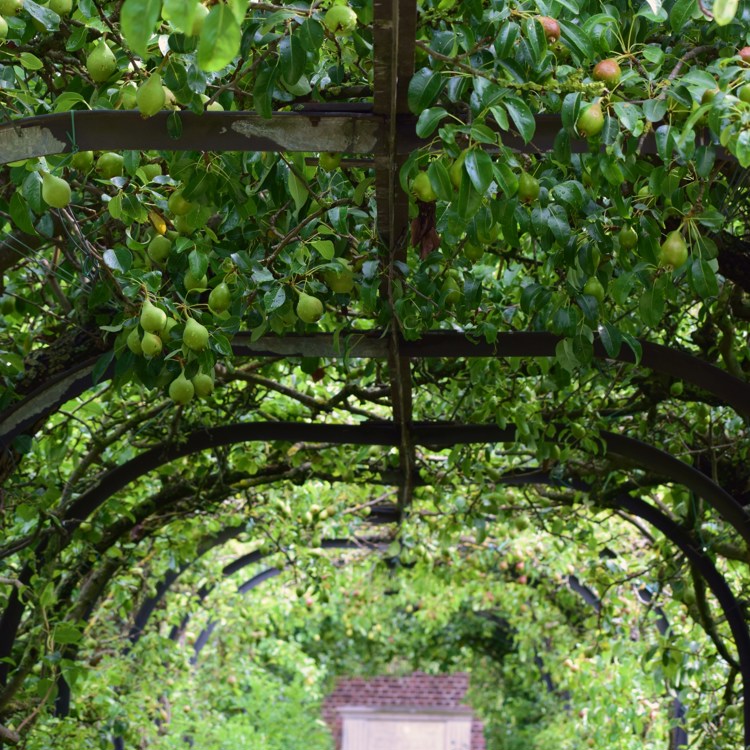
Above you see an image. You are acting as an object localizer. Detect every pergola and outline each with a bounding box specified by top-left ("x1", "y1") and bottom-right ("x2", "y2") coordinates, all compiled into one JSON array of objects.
[{"x1": 1, "y1": 0, "x2": 750, "y2": 747}]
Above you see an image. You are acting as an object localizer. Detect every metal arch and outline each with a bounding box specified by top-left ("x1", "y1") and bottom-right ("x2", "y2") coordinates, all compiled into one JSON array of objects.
[
  {"x1": 3, "y1": 421, "x2": 750, "y2": 693},
  {"x1": 4, "y1": 330, "x2": 750, "y2": 454}
]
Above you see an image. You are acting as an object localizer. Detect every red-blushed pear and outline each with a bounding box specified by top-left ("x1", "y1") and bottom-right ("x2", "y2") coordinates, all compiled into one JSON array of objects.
[
  {"x1": 576, "y1": 101, "x2": 605, "y2": 138},
  {"x1": 740, "y1": 46, "x2": 750, "y2": 63},
  {"x1": 592, "y1": 58, "x2": 621, "y2": 87},
  {"x1": 537, "y1": 15, "x2": 560, "y2": 42}
]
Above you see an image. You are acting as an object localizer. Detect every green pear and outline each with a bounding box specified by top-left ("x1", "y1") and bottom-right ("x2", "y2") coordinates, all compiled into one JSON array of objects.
[
  {"x1": 126, "y1": 327, "x2": 143, "y2": 355},
  {"x1": 96, "y1": 152, "x2": 124, "y2": 179},
  {"x1": 147, "y1": 234, "x2": 171, "y2": 263},
  {"x1": 136, "y1": 73, "x2": 165, "y2": 118},
  {"x1": 183, "y1": 317, "x2": 209, "y2": 350},
  {"x1": 323, "y1": 262, "x2": 354, "y2": 293},
  {"x1": 140, "y1": 299, "x2": 167, "y2": 333},
  {"x1": 0, "y1": 0, "x2": 22, "y2": 16},
  {"x1": 86, "y1": 42, "x2": 117, "y2": 84},
  {"x1": 42, "y1": 173, "x2": 71, "y2": 209},
  {"x1": 297, "y1": 292, "x2": 324, "y2": 324},
  {"x1": 0, "y1": 16, "x2": 8, "y2": 39},
  {"x1": 70, "y1": 150, "x2": 94, "y2": 171},
  {"x1": 192, "y1": 371, "x2": 215, "y2": 397},
  {"x1": 141, "y1": 331, "x2": 163, "y2": 357},
  {"x1": 169, "y1": 372, "x2": 194, "y2": 404},
  {"x1": 48, "y1": 0, "x2": 73, "y2": 15},
  {"x1": 324, "y1": 4, "x2": 357, "y2": 35},
  {"x1": 208, "y1": 282, "x2": 231, "y2": 314}
]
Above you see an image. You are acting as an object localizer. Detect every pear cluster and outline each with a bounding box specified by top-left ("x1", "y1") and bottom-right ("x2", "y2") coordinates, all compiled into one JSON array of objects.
[{"x1": 127, "y1": 298, "x2": 215, "y2": 405}]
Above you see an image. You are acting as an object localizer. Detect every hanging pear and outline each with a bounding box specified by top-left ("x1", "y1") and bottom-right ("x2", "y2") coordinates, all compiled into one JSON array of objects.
[
  {"x1": 86, "y1": 42, "x2": 117, "y2": 83},
  {"x1": 41, "y1": 173, "x2": 71, "y2": 209},
  {"x1": 136, "y1": 73, "x2": 165, "y2": 118},
  {"x1": 140, "y1": 299, "x2": 167, "y2": 333},
  {"x1": 169, "y1": 372, "x2": 194, "y2": 405},
  {"x1": 183, "y1": 317, "x2": 209, "y2": 351}
]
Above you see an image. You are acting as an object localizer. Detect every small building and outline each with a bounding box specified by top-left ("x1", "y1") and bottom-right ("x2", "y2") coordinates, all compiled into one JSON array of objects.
[{"x1": 322, "y1": 672, "x2": 486, "y2": 750}]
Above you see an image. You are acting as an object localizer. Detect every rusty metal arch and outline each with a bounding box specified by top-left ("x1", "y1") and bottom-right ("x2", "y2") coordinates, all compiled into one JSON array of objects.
[{"x1": 4, "y1": 331, "x2": 750, "y2": 455}]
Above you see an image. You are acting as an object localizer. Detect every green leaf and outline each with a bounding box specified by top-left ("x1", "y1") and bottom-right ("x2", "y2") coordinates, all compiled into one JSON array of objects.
[
  {"x1": 288, "y1": 172, "x2": 308, "y2": 213},
  {"x1": 280, "y1": 35, "x2": 305, "y2": 86},
  {"x1": 20, "y1": 53, "x2": 44, "y2": 70},
  {"x1": 639, "y1": 285, "x2": 664, "y2": 327},
  {"x1": 456, "y1": 171, "x2": 481, "y2": 220},
  {"x1": 53, "y1": 622, "x2": 82, "y2": 645},
  {"x1": 642, "y1": 98, "x2": 667, "y2": 123},
  {"x1": 311, "y1": 240, "x2": 334, "y2": 260},
  {"x1": 253, "y1": 64, "x2": 277, "y2": 119},
  {"x1": 598, "y1": 323, "x2": 622, "y2": 358},
  {"x1": 495, "y1": 22, "x2": 519, "y2": 58},
  {"x1": 120, "y1": 0, "x2": 162, "y2": 58},
  {"x1": 620, "y1": 332, "x2": 642, "y2": 364},
  {"x1": 24, "y1": 0, "x2": 60, "y2": 30},
  {"x1": 464, "y1": 149, "x2": 493, "y2": 195},
  {"x1": 489, "y1": 105, "x2": 509, "y2": 131},
  {"x1": 557, "y1": 20, "x2": 593, "y2": 64},
  {"x1": 555, "y1": 338, "x2": 579, "y2": 372},
  {"x1": 670, "y1": 0, "x2": 696, "y2": 31},
  {"x1": 189, "y1": 249, "x2": 209, "y2": 279},
  {"x1": 416, "y1": 107, "x2": 449, "y2": 138},
  {"x1": 713, "y1": 0, "x2": 738, "y2": 24},
  {"x1": 92, "y1": 351, "x2": 115, "y2": 385},
  {"x1": 523, "y1": 17, "x2": 547, "y2": 66},
  {"x1": 688, "y1": 258, "x2": 719, "y2": 298},
  {"x1": 197, "y1": 4, "x2": 242, "y2": 72},
  {"x1": 503, "y1": 96, "x2": 535, "y2": 143},
  {"x1": 9, "y1": 192, "x2": 36, "y2": 235},
  {"x1": 561, "y1": 93, "x2": 582, "y2": 130},
  {"x1": 427, "y1": 161, "x2": 453, "y2": 202},
  {"x1": 297, "y1": 19, "x2": 323, "y2": 51},
  {"x1": 53, "y1": 92, "x2": 89, "y2": 113},
  {"x1": 612, "y1": 102, "x2": 642, "y2": 133},
  {"x1": 163, "y1": 0, "x2": 196, "y2": 33},
  {"x1": 407, "y1": 68, "x2": 444, "y2": 114}
]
